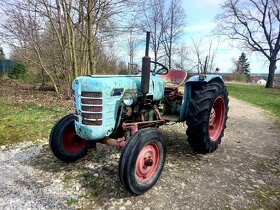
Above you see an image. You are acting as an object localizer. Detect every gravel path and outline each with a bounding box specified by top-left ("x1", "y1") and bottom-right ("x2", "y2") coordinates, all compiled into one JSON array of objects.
[{"x1": 0, "y1": 97, "x2": 279, "y2": 209}]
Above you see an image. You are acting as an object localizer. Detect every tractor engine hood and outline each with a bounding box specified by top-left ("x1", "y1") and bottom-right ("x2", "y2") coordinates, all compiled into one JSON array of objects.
[
  {"x1": 72, "y1": 74, "x2": 164, "y2": 140},
  {"x1": 74, "y1": 74, "x2": 164, "y2": 100}
]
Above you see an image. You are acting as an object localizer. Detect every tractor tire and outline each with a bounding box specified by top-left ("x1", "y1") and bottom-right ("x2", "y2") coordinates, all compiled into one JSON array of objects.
[
  {"x1": 186, "y1": 81, "x2": 229, "y2": 153},
  {"x1": 49, "y1": 114, "x2": 88, "y2": 162},
  {"x1": 119, "y1": 128, "x2": 166, "y2": 195}
]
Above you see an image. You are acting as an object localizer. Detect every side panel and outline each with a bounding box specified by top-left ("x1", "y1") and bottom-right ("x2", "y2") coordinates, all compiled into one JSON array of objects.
[
  {"x1": 151, "y1": 75, "x2": 165, "y2": 101},
  {"x1": 179, "y1": 74, "x2": 224, "y2": 121}
]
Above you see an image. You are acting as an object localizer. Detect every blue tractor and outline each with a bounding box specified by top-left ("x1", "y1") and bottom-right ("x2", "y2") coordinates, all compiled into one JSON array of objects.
[{"x1": 50, "y1": 32, "x2": 229, "y2": 195}]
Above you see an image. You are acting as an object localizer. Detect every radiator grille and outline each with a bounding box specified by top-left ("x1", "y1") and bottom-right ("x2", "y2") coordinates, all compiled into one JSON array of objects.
[
  {"x1": 81, "y1": 98, "x2": 102, "y2": 105},
  {"x1": 80, "y1": 91, "x2": 103, "y2": 126},
  {"x1": 82, "y1": 113, "x2": 102, "y2": 119},
  {"x1": 81, "y1": 92, "x2": 102, "y2": 98},
  {"x1": 81, "y1": 106, "x2": 102, "y2": 112},
  {"x1": 82, "y1": 119, "x2": 102, "y2": 126}
]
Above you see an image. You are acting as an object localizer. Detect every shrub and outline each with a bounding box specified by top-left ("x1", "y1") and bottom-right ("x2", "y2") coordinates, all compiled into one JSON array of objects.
[
  {"x1": 234, "y1": 72, "x2": 249, "y2": 82},
  {"x1": 8, "y1": 61, "x2": 29, "y2": 80}
]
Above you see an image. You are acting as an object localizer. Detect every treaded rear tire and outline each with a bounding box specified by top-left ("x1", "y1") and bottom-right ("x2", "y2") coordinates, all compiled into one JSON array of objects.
[{"x1": 186, "y1": 81, "x2": 229, "y2": 153}]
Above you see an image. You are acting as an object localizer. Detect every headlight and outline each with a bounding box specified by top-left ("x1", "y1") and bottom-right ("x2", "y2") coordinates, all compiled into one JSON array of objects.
[{"x1": 123, "y1": 92, "x2": 136, "y2": 106}]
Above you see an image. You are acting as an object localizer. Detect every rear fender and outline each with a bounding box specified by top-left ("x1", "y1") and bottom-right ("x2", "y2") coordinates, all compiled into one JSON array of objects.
[{"x1": 179, "y1": 74, "x2": 224, "y2": 121}]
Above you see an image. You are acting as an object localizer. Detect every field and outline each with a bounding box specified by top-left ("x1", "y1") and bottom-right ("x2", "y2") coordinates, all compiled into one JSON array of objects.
[
  {"x1": 226, "y1": 82, "x2": 280, "y2": 120},
  {"x1": 0, "y1": 79, "x2": 71, "y2": 145}
]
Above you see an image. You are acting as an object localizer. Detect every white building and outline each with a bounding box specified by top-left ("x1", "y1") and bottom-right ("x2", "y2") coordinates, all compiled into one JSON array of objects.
[{"x1": 257, "y1": 79, "x2": 267, "y2": 85}]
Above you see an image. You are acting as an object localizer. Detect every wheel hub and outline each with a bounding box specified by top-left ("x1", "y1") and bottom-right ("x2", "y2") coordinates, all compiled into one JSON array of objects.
[
  {"x1": 135, "y1": 143, "x2": 160, "y2": 182},
  {"x1": 208, "y1": 96, "x2": 225, "y2": 141},
  {"x1": 144, "y1": 158, "x2": 153, "y2": 167},
  {"x1": 63, "y1": 127, "x2": 87, "y2": 153},
  {"x1": 209, "y1": 108, "x2": 216, "y2": 127}
]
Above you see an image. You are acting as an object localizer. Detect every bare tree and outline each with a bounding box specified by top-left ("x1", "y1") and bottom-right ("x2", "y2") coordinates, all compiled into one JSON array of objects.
[
  {"x1": 0, "y1": 0, "x2": 136, "y2": 95},
  {"x1": 216, "y1": 0, "x2": 280, "y2": 88},
  {"x1": 137, "y1": 0, "x2": 165, "y2": 65},
  {"x1": 174, "y1": 42, "x2": 189, "y2": 70},
  {"x1": 189, "y1": 37, "x2": 219, "y2": 74},
  {"x1": 161, "y1": 0, "x2": 186, "y2": 69},
  {"x1": 0, "y1": 0, "x2": 60, "y2": 93}
]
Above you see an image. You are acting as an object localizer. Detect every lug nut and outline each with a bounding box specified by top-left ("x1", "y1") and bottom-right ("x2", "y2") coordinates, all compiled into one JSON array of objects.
[{"x1": 144, "y1": 158, "x2": 153, "y2": 167}]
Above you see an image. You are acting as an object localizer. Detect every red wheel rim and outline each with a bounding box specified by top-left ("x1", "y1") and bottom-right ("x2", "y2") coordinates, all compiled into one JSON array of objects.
[
  {"x1": 208, "y1": 96, "x2": 225, "y2": 141},
  {"x1": 135, "y1": 142, "x2": 160, "y2": 183},
  {"x1": 63, "y1": 125, "x2": 87, "y2": 153}
]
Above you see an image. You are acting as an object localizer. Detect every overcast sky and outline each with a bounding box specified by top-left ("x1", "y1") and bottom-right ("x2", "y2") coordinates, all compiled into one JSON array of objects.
[{"x1": 182, "y1": 0, "x2": 268, "y2": 73}]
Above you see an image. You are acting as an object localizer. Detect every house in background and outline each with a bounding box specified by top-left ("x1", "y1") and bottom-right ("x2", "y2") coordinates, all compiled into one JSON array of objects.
[{"x1": 257, "y1": 79, "x2": 267, "y2": 85}]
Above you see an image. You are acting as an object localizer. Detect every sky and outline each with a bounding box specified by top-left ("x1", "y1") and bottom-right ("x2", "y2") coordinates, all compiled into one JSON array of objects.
[
  {"x1": 1, "y1": 0, "x2": 270, "y2": 74},
  {"x1": 181, "y1": 0, "x2": 268, "y2": 73}
]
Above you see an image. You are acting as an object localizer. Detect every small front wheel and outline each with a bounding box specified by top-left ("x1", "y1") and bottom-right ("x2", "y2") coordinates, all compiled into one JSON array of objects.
[
  {"x1": 119, "y1": 128, "x2": 166, "y2": 195},
  {"x1": 49, "y1": 114, "x2": 88, "y2": 162}
]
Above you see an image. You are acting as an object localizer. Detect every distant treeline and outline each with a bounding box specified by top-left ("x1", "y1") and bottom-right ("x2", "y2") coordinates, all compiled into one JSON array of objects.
[{"x1": 187, "y1": 72, "x2": 280, "y2": 83}]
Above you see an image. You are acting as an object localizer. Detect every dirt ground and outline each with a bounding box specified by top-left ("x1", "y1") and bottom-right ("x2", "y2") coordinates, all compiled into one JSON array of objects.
[{"x1": 0, "y1": 80, "x2": 279, "y2": 209}]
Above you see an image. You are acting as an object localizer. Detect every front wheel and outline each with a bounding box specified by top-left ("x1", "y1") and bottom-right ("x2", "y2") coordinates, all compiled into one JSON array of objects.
[
  {"x1": 118, "y1": 128, "x2": 166, "y2": 195},
  {"x1": 49, "y1": 114, "x2": 88, "y2": 162},
  {"x1": 186, "y1": 81, "x2": 229, "y2": 153}
]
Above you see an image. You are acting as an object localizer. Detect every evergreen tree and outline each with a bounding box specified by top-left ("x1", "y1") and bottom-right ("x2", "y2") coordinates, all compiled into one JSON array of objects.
[
  {"x1": 236, "y1": 52, "x2": 250, "y2": 75},
  {"x1": 0, "y1": 47, "x2": 5, "y2": 60},
  {"x1": 8, "y1": 60, "x2": 28, "y2": 80}
]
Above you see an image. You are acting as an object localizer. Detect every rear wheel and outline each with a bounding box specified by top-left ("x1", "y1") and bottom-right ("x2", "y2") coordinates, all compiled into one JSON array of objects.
[
  {"x1": 49, "y1": 114, "x2": 88, "y2": 162},
  {"x1": 119, "y1": 128, "x2": 166, "y2": 195},
  {"x1": 186, "y1": 81, "x2": 229, "y2": 153}
]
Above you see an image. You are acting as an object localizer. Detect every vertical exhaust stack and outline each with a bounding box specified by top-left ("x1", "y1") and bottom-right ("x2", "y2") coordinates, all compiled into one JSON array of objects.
[{"x1": 141, "y1": 31, "x2": 151, "y2": 103}]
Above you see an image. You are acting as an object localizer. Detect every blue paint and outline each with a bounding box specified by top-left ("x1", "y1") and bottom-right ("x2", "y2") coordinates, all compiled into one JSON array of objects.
[
  {"x1": 72, "y1": 74, "x2": 164, "y2": 141},
  {"x1": 186, "y1": 74, "x2": 224, "y2": 83}
]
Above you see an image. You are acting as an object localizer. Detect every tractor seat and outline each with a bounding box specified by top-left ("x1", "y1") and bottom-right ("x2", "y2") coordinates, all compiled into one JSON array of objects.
[{"x1": 160, "y1": 69, "x2": 187, "y2": 89}]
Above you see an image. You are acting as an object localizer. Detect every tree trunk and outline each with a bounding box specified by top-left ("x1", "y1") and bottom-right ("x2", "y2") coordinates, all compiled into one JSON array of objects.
[
  {"x1": 87, "y1": 0, "x2": 95, "y2": 75},
  {"x1": 265, "y1": 59, "x2": 277, "y2": 88}
]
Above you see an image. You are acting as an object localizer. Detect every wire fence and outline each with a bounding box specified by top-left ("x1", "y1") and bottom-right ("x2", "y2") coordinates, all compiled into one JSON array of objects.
[{"x1": 0, "y1": 60, "x2": 14, "y2": 76}]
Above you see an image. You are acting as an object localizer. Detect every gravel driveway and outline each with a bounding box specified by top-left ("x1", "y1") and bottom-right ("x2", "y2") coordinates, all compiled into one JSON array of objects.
[{"x1": 0, "y1": 97, "x2": 279, "y2": 209}]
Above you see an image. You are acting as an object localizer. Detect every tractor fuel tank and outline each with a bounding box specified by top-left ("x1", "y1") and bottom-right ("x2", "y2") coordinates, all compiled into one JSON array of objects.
[{"x1": 72, "y1": 74, "x2": 164, "y2": 141}]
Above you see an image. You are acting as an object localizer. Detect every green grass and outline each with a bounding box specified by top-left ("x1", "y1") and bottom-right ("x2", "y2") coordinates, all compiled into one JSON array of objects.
[
  {"x1": 0, "y1": 99, "x2": 67, "y2": 145},
  {"x1": 226, "y1": 83, "x2": 280, "y2": 120},
  {"x1": 66, "y1": 197, "x2": 78, "y2": 206}
]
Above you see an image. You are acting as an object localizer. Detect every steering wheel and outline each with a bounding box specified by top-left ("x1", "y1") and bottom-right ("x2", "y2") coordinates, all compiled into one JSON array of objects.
[{"x1": 150, "y1": 61, "x2": 169, "y2": 75}]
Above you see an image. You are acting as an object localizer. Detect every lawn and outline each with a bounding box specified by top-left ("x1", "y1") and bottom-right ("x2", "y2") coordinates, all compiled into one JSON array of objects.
[
  {"x1": 0, "y1": 99, "x2": 67, "y2": 145},
  {"x1": 226, "y1": 82, "x2": 280, "y2": 120},
  {"x1": 0, "y1": 79, "x2": 70, "y2": 145}
]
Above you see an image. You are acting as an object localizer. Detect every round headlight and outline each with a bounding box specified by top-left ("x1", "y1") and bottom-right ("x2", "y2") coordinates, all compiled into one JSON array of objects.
[{"x1": 123, "y1": 92, "x2": 136, "y2": 106}]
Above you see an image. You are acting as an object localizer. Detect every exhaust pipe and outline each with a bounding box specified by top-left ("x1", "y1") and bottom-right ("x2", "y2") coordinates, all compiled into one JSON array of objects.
[{"x1": 141, "y1": 31, "x2": 151, "y2": 103}]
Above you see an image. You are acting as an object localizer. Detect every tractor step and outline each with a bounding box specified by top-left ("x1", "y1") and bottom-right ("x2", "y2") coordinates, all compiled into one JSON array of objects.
[{"x1": 163, "y1": 115, "x2": 179, "y2": 122}]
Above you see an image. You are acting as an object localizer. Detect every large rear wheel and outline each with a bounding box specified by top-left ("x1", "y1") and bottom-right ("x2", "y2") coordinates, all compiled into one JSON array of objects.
[
  {"x1": 49, "y1": 114, "x2": 88, "y2": 162},
  {"x1": 186, "y1": 81, "x2": 229, "y2": 153},
  {"x1": 119, "y1": 128, "x2": 166, "y2": 195}
]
